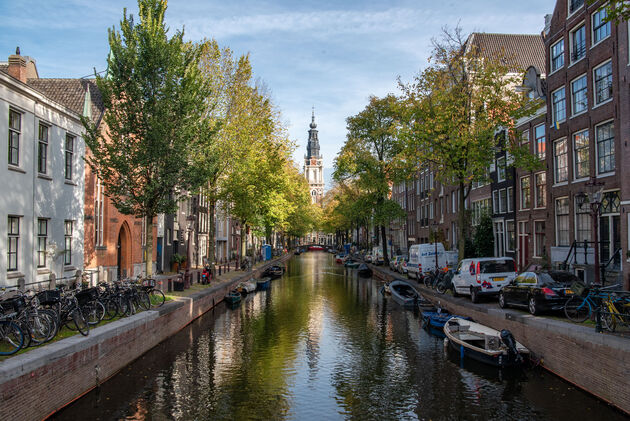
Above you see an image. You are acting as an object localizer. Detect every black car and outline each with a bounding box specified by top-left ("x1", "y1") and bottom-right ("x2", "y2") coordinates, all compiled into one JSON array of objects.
[{"x1": 498, "y1": 271, "x2": 577, "y2": 315}]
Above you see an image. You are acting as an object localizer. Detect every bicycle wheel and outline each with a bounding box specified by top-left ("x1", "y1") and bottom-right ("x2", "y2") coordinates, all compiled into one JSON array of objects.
[
  {"x1": 423, "y1": 275, "x2": 434, "y2": 288},
  {"x1": 38, "y1": 309, "x2": 59, "y2": 342},
  {"x1": 82, "y1": 301, "x2": 105, "y2": 326},
  {"x1": 23, "y1": 313, "x2": 53, "y2": 346},
  {"x1": 601, "y1": 311, "x2": 616, "y2": 332},
  {"x1": 137, "y1": 291, "x2": 151, "y2": 311},
  {"x1": 564, "y1": 296, "x2": 591, "y2": 322},
  {"x1": 149, "y1": 289, "x2": 166, "y2": 307},
  {"x1": 71, "y1": 308, "x2": 90, "y2": 336},
  {"x1": 0, "y1": 321, "x2": 24, "y2": 355},
  {"x1": 102, "y1": 298, "x2": 119, "y2": 320},
  {"x1": 436, "y1": 282, "x2": 446, "y2": 294}
]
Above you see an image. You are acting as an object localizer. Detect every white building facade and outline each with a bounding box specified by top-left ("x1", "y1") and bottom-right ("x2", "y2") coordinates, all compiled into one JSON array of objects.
[{"x1": 0, "y1": 51, "x2": 87, "y2": 287}]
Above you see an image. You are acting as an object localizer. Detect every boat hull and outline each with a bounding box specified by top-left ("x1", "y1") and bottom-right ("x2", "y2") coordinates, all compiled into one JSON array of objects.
[
  {"x1": 389, "y1": 280, "x2": 420, "y2": 308},
  {"x1": 256, "y1": 278, "x2": 271, "y2": 291}
]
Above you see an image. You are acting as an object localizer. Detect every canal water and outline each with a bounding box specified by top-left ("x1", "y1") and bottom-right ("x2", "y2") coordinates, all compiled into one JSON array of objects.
[{"x1": 54, "y1": 252, "x2": 626, "y2": 420}]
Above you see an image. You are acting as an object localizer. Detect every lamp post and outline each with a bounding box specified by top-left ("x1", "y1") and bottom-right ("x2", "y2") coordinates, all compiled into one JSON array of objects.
[
  {"x1": 575, "y1": 177, "x2": 604, "y2": 285},
  {"x1": 185, "y1": 214, "x2": 195, "y2": 287},
  {"x1": 432, "y1": 220, "x2": 439, "y2": 270}
]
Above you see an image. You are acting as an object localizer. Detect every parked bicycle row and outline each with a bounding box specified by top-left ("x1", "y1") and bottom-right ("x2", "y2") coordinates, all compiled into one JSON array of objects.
[{"x1": 0, "y1": 278, "x2": 166, "y2": 356}]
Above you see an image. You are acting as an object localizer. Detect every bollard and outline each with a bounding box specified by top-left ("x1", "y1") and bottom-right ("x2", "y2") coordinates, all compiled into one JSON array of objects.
[
  {"x1": 219, "y1": 266, "x2": 222, "y2": 276},
  {"x1": 17, "y1": 277, "x2": 25, "y2": 291},
  {"x1": 49, "y1": 273, "x2": 56, "y2": 290},
  {"x1": 197, "y1": 271, "x2": 200, "y2": 284},
  {"x1": 168, "y1": 278, "x2": 172, "y2": 292}
]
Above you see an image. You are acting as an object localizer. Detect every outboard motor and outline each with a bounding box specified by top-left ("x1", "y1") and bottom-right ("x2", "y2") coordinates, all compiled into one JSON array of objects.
[{"x1": 500, "y1": 329, "x2": 523, "y2": 364}]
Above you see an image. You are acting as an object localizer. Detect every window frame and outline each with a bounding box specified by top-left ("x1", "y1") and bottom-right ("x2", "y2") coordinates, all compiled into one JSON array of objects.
[
  {"x1": 570, "y1": 74, "x2": 588, "y2": 117},
  {"x1": 573, "y1": 129, "x2": 590, "y2": 180},
  {"x1": 593, "y1": 60, "x2": 613, "y2": 106},
  {"x1": 550, "y1": 39, "x2": 565, "y2": 73},
  {"x1": 496, "y1": 156, "x2": 506, "y2": 182},
  {"x1": 555, "y1": 197, "x2": 570, "y2": 247},
  {"x1": 592, "y1": 7, "x2": 611, "y2": 46},
  {"x1": 534, "y1": 220, "x2": 546, "y2": 258},
  {"x1": 38, "y1": 122, "x2": 49, "y2": 174},
  {"x1": 595, "y1": 120, "x2": 615, "y2": 175},
  {"x1": 8, "y1": 109, "x2": 21, "y2": 167},
  {"x1": 507, "y1": 187, "x2": 514, "y2": 213},
  {"x1": 506, "y1": 220, "x2": 516, "y2": 252},
  {"x1": 7, "y1": 216, "x2": 20, "y2": 271},
  {"x1": 37, "y1": 218, "x2": 48, "y2": 268},
  {"x1": 520, "y1": 176, "x2": 531, "y2": 210},
  {"x1": 551, "y1": 87, "x2": 566, "y2": 125},
  {"x1": 534, "y1": 124, "x2": 546, "y2": 158},
  {"x1": 64, "y1": 220, "x2": 73, "y2": 266},
  {"x1": 65, "y1": 134, "x2": 75, "y2": 181},
  {"x1": 575, "y1": 197, "x2": 591, "y2": 243},
  {"x1": 534, "y1": 171, "x2": 547, "y2": 209},
  {"x1": 569, "y1": 22, "x2": 586, "y2": 64},
  {"x1": 554, "y1": 138, "x2": 569, "y2": 183}
]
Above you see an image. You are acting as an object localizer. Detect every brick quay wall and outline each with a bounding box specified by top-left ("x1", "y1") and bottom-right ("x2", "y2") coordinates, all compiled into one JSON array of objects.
[
  {"x1": 0, "y1": 254, "x2": 291, "y2": 421},
  {"x1": 373, "y1": 267, "x2": 630, "y2": 415}
]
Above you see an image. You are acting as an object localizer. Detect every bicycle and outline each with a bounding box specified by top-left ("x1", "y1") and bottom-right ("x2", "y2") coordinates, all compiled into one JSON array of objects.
[
  {"x1": 436, "y1": 270, "x2": 455, "y2": 295},
  {"x1": 563, "y1": 283, "x2": 619, "y2": 323},
  {"x1": 600, "y1": 292, "x2": 630, "y2": 332},
  {"x1": 135, "y1": 276, "x2": 166, "y2": 308}
]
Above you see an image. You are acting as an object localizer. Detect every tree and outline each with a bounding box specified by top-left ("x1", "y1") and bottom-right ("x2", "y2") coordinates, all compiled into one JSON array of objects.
[
  {"x1": 334, "y1": 95, "x2": 406, "y2": 266},
  {"x1": 588, "y1": 0, "x2": 630, "y2": 23},
  {"x1": 82, "y1": 0, "x2": 209, "y2": 276},
  {"x1": 398, "y1": 27, "x2": 540, "y2": 261},
  {"x1": 473, "y1": 213, "x2": 494, "y2": 257}
]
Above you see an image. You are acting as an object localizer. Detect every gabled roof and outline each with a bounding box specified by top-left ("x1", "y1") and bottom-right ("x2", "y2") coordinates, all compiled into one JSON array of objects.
[
  {"x1": 466, "y1": 33, "x2": 545, "y2": 74},
  {"x1": 26, "y1": 78, "x2": 104, "y2": 125}
]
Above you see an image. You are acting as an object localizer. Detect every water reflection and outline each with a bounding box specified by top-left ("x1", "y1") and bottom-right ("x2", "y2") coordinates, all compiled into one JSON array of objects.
[{"x1": 54, "y1": 252, "x2": 626, "y2": 420}]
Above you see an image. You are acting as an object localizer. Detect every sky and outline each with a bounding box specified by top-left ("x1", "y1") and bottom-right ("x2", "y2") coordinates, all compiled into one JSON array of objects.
[{"x1": 0, "y1": 0, "x2": 553, "y2": 176}]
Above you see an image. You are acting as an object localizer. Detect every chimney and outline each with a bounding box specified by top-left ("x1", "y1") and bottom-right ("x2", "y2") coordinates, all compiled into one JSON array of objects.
[
  {"x1": 8, "y1": 47, "x2": 27, "y2": 83},
  {"x1": 543, "y1": 14, "x2": 552, "y2": 37}
]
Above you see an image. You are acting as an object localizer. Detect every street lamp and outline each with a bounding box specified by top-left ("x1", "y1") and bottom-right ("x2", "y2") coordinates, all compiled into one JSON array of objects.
[
  {"x1": 432, "y1": 220, "x2": 439, "y2": 270},
  {"x1": 576, "y1": 177, "x2": 604, "y2": 285}
]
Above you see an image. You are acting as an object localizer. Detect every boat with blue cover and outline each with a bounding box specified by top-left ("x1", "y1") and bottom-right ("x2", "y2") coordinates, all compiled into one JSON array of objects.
[
  {"x1": 422, "y1": 310, "x2": 470, "y2": 329},
  {"x1": 256, "y1": 277, "x2": 271, "y2": 291},
  {"x1": 225, "y1": 289, "x2": 242, "y2": 305}
]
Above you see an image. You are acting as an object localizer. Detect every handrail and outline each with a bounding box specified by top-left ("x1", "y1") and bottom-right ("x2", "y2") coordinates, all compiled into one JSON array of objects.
[{"x1": 603, "y1": 247, "x2": 622, "y2": 271}]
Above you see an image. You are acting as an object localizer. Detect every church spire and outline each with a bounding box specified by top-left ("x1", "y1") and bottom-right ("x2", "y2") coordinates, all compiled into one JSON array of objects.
[{"x1": 306, "y1": 108, "x2": 320, "y2": 159}]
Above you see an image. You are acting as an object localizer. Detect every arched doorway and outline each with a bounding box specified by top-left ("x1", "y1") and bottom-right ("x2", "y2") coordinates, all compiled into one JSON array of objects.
[{"x1": 117, "y1": 222, "x2": 132, "y2": 280}]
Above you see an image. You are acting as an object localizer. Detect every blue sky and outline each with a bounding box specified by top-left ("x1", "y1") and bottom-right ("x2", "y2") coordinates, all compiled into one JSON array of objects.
[{"x1": 0, "y1": 0, "x2": 552, "y2": 173}]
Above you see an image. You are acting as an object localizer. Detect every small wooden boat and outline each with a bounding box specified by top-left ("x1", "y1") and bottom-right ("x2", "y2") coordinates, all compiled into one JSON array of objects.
[
  {"x1": 344, "y1": 259, "x2": 360, "y2": 268},
  {"x1": 389, "y1": 280, "x2": 421, "y2": 308},
  {"x1": 238, "y1": 280, "x2": 257, "y2": 294},
  {"x1": 422, "y1": 310, "x2": 470, "y2": 329},
  {"x1": 358, "y1": 264, "x2": 372, "y2": 277},
  {"x1": 308, "y1": 245, "x2": 323, "y2": 251},
  {"x1": 443, "y1": 317, "x2": 529, "y2": 367},
  {"x1": 225, "y1": 290, "x2": 242, "y2": 305},
  {"x1": 256, "y1": 277, "x2": 271, "y2": 291},
  {"x1": 263, "y1": 265, "x2": 283, "y2": 279}
]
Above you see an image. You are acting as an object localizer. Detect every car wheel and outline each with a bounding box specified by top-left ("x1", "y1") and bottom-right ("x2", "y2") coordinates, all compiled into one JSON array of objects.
[
  {"x1": 470, "y1": 287, "x2": 480, "y2": 304},
  {"x1": 528, "y1": 296, "x2": 538, "y2": 316},
  {"x1": 499, "y1": 292, "x2": 507, "y2": 309},
  {"x1": 452, "y1": 286, "x2": 460, "y2": 298}
]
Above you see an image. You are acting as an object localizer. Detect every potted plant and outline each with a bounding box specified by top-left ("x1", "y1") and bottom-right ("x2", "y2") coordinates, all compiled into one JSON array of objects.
[{"x1": 171, "y1": 253, "x2": 185, "y2": 272}]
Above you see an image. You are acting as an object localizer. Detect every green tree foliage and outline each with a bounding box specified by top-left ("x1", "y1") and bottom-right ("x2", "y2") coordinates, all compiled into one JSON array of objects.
[
  {"x1": 398, "y1": 27, "x2": 540, "y2": 260},
  {"x1": 588, "y1": 0, "x2": 630, "y2": 23},
  {"x1": 82, "y1": 0, "x2": 208, "y2": 275},
  {"x1": 334, "y1": 95, "x2": 406, "y2": 265},
  {"x1": 472, "y1": 213, "x2": 494, "y2": 257}
]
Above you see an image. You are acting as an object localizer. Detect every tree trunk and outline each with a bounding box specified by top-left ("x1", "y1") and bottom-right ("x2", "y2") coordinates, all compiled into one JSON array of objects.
[
  {"x1": 145, "y1": 214, "x2": 153, "y2": 277},
  {"x1": 381, "y1": 224, "x2": 389, "y2": 267},
  {"x1": 207, "y1": 200, "x2": 216, "y2": 278},
  {"x1": 457, "y1": 182, "x2": 467, "y2": 262}
]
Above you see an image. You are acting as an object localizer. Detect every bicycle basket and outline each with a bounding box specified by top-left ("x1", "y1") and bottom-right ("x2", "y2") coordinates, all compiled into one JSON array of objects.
[
  {"x1": 75, "y1": 288, "x2": 99, "y2": 306},
  {"x1": 571, "y1": 281, "x2": 587, "y2": 297},
  {"x1": 0, "y1": 296, "x2": 26, "y2": 314},
  {"x1": 37, "y1": 289, "x2": 61, "y2": 305}
]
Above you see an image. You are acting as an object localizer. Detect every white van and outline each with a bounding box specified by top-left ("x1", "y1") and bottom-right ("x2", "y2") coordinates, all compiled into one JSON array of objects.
[
  {"x1": 407, "y1": 243, "x2": 448, "y2": 280},
  {"x1": 451, "y1": 257, "x2": 517, "y2": 303}
]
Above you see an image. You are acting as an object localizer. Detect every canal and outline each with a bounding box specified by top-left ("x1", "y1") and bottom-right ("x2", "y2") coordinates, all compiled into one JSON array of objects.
[{"x1": 54, "y1": 252, "x2": 626, "y2": 420}]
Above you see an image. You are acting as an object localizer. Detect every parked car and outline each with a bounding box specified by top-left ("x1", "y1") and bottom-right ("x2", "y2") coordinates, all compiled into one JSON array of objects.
[
  {"x1": 407, "y1": 243, "x2": 448, "y2": 280},
  {"x1": 499, "y1": 271, "x2": 577, "y2": 315},
  {"x1": 389, "y1": 255, "x2": 403, "y2": 271},
  {"x1": 397, "y1": 256, "x2": 408, "y2": 274},
  {"x1": 451, "y1": 257, "x2": 517, "y2": 303}
]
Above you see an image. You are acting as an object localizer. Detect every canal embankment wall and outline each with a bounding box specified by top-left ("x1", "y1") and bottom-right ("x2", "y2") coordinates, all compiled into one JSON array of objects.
[
  {"x1": 0, "y1": 254, "x2": 291, "y2": 421},
  {"x1": 373, "y1": 267, "x2": 630, "y2": 415}
]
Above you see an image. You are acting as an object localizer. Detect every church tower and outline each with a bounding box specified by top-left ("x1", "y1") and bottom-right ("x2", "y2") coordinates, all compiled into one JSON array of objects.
[{"x1": 304, "y1": 110, "x2": 324, "y2": 204}]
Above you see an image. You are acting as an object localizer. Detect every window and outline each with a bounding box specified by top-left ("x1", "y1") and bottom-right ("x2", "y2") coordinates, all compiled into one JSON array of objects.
[
  {"x1": 551, "y1": 40, "x2": 564, "y2": 72},
  {"x1": 573, "y1": 130, "x2": 589, "y2": 179},
  {"x1": 556, "y1": 198, "x2": 570, "y2": 246},
  {"x1": 8, "y1": 109, "x2": 21, "y2": 166},
  {"x1": 496, "y1": 156, "x2": 506, "y2": 182},
  {"x1": 554, "y1": 139, "x2": 568, "y2": 183},
  {"x1": 472, "y1": 199, "x2": 490, "y2": 226},
  {"x1": 575, "y1": 197, "x2": 591, "y2": 242},
  {"x1": 569, "y1": 0, "x2": 584, "y2": 14},
  {"x1": 592, "y1": 7, "x2": 610, "y2": 45},
  {"x1": 64, "y1": 220, "x2": 73, "y2": 265},
  {"x1": 534, "y1": 124, "x2": 545, "y2": 158},
  {"x1": 493, "y1": 190, "x2": 499, "y2": 214},
  {"x1": 7, "y1": 216, "x2": 19, "y2": 271},
  {"x1": 594, "y1": 61, "x2": 612, "y2": 105},
  {"x1": 507, "y1": 187, "x2": 514, "y2": 213},
  {"x1": 552, "y1": 87, "x2": 566, "y2": 125},
  {"x1": 506, "y1": 221, "x2": 515, "y2": 252},
  {"x1": 499, "y1": 188, "x2": 507, "y2": 214},
  {"x1": 37, "y1": 219, "x2": 47, "y2": 268},
  {"x1": 95, "y1": 179, "x2": 104, "y2": 246},
  {"x1": 571, "y1": 75, "x2": 587, "y2": 116},
  {"x1": 534, "y1": 221, "x2": 546, "y2": 257},
  {"x1": 38, "y1": 123, "x2": 49, "y2": 174},
  {"x1": 596, "y1": 121, "x2": 614, "y2": 174},
  {"x1": 494, "y1": 221, "x2": 505, "y2": 257},
  {"x1": 451, "y1": 191, "x2": 456, "y2": 213},
  {"x1": 570, "y1": 24, "x2": 586, "y2": 63},
  {"x1": 521, "y1": 129, "x2": 529, "y2": 145},
  {"x1": 520, "y1": 176, "x2": 531, "y2": 209},
  {"x1": 65, "y1": 134, "x2": 74, "y2": 180},
  {"x1": 534, "y1": 172, "x2": 546, "y2": 208}
]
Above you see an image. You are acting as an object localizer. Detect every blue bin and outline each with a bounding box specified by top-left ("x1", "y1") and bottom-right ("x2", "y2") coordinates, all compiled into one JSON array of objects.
[{"x1": 262, "y1": 245, "x2": 272, "y2": 261}]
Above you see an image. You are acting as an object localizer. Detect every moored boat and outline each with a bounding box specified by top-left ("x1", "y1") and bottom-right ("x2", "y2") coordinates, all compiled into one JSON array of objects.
[
  {"x1": 308, "y1": 245, "x2": 323, "y2": 251},
  {"x1": 421, "y1": 310, "x2": 470, "y2": 329},
  {"x1": 263, "y1": 265, "x2": 284, "y2": 279},
  {"x1": 389, "y1": 280, "x2": 420, "y2": 308},
  {"x1": 443, "y1": 317, "x2": 529, "y2": 367},
  {"x1": 256, "y1": 277, "x2": 271, "y2": 291},
  {"x1": 225, "y1": 289, "x2": 242, "y2": 305},
  {"x1": 358, "y1": 264, "x2": 372, "y2": 277},
  {"x1": 238, "y1": 280, "x2": 257, "y2": 294},
  {"x1": 344, "y1": 259, "x2": 360, "y2": 268}
]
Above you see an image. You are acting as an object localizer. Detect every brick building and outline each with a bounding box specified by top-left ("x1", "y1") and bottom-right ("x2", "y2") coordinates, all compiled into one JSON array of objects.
[{"x1": 544, "y1": 0, "x2": 628, "y2": 286}]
